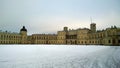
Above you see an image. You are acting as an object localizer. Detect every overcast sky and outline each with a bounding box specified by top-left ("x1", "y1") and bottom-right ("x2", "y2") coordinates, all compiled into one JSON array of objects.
[{"x1": 0, "y1": 0, "x2": 120, "y2": 35}]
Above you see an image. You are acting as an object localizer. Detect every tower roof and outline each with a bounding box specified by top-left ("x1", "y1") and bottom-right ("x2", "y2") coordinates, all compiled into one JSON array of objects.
[
  {"x1": 20, "y1": 26, "x2": 27, "y2": 32},
  {"x1": 91, "y1": 23, "x2": 96, "y2": 25}
]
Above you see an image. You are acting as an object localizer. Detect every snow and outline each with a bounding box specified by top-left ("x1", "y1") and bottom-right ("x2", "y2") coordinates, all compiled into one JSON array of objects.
[{"x1": 0, "y1": 45, "x2": 120, "y2": 68}]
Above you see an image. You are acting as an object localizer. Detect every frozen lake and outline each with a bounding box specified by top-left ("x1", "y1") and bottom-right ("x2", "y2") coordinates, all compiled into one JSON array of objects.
[{"x1": 0, "y1": 45, "x2": 120, "y2": 68}]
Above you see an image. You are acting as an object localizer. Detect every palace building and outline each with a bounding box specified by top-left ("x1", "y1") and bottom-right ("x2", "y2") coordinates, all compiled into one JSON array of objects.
[{"x1": 0, "y1": 23, "x2": 120, "y2": 45}]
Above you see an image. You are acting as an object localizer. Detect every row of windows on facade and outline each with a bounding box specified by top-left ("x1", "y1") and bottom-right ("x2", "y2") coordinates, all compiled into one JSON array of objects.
[
  {"x1": 0, "y1": 38, "x2": 21, "y2": 40},
  {"x1": 89, "y1": 32, "x2": 116, "y2": 37},
  {"x1": 72, "y1": 40, "x2": 120, "y2": 44},
  {"x1": 35, "y1": 41, "x2": 57, "y2": 44},
  {"x1": 58, "y1": 35, "x2": 104, "y2": 40},
  {"x1": 53, "y1": 41, "x2": 103, "y2": 44},
  {"x1": 0, "y1": 35, "x2": 21, "y2": 39},
  {"x1": 0, "y1": 41, "x2": 21, "y2": 44},
  {"x1": 65, "y1": 32, "x2": 117, "y2": 39},
  {"x1": 0, "y1": 35, "x2": 105, "y2": 40},
  {"x1": 0, "y1": 40, "x2": 119, "y2": 44},
  {"x1": 58, "y1": 30, "x2": 116, "y2": 36},
  {"x1": 32, "y1": 36, "x2": 57, "y2": 40},
  {"x1": 59, "y1": 32, "x2": 114, "y2": 40},
  {"x1": 47, "y1": 40, "x2": 103, "y2": 44},
  {"x1": 77, "y1": 40, "x2": 105, "y2": 44}
]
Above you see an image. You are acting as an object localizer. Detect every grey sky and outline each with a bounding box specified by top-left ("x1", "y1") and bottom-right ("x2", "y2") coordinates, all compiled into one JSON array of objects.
[{"x1": 0, "y1": 0, "x2": 120, "y2": 35}]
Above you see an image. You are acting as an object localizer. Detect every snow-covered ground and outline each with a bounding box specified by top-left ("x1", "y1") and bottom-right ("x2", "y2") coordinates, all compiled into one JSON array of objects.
[{"x1": 0, "y1": 45, "x2": 120, "y2": 68}]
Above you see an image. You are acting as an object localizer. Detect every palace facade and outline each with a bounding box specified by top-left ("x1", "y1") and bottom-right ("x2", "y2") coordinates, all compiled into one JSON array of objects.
[{"x1": 0, "y1": 23, "x2": 120, "y2": 45}]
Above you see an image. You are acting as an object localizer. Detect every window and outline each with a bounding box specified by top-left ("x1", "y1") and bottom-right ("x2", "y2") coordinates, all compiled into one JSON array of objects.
[
  {"x1": 108, "y1": 40, "x2": 111, "y2": 43},
  {"x1": 81, "y1": 41, "x2": 83, "y2": 44},
  {"x1": 118, "y1": 40, "x2": 120, "y2": 43},
  {"x1": 95, "y1": 41, "x2": 97, "y2": 43},
  {"x1": 89, "y1": 41, "x2": 91, "y2": 43}
]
